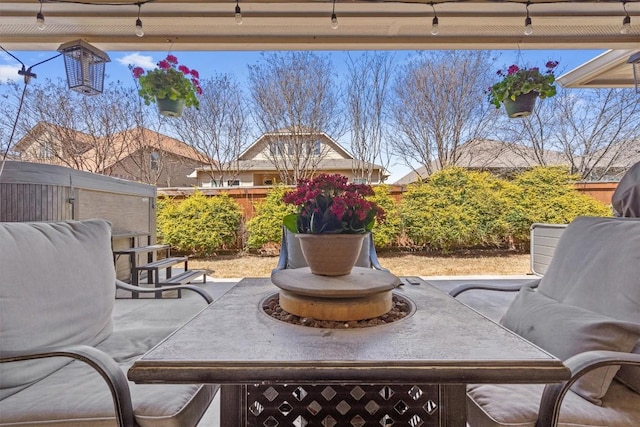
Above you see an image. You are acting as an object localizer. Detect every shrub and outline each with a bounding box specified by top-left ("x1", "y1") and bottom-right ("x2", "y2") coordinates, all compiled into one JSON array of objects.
[
  {"x1": 245, "y1": 185, "x2": 297, "y2": 250},
  {"x1": 368, "y1": 184, "x2": 402, "y2": 248},
  {"x1": 157, "y1": 191, "x2": 242, "y2": 256},
  {"x1": 400, "y1": 168, "x2": 519, "y2": 251},
  {"x1": 507, "y1": 166, "x2": 612, "y2": 242}
]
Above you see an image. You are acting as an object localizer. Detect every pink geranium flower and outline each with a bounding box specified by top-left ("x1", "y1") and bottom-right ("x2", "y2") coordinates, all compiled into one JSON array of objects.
[
  {"x1": 131, "y1": 54, "x2": 203, "y2": 111},
  {"x1": 282, "y1": 173, "x2": 384, "y2": 234}
]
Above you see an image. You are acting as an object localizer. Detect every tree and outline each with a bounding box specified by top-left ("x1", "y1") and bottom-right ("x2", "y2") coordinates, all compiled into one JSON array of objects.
[
  {"x1": 390, "y1": 51, "x2": 499, "y2": 178},
  {"x1": 345, "y1": 52, "x2": 394, "y2": 184},
  {"x1": 169, "y1": 74, "x2": 251, "y2": 186},
  {"x1": 496, "y1": 87, "x2": 640, "y2": 180},
  {"x1": 554, "y1": 88, "x2": 640, "y2": 180},
  {"x1": 248, "y1": 52, "x2": 343, "y2": 184},
  {"x1": 493, "y1": 92, "x2": 564, "y2": 168},
  {"x1": 8, "y1": 78, "x2": 142, "y2": 173}
]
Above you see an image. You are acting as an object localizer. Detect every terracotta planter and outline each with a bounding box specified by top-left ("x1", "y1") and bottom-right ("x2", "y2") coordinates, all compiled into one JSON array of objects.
[
  {"x1": 503, "y1": 91, "x2": 538, "y2": 118},
  {"x1": 156, "y1": 97, "x2": 185, "y2": 118},
  {"x1": 296, "y1": 233, "x2": 367, "y2": 276}
]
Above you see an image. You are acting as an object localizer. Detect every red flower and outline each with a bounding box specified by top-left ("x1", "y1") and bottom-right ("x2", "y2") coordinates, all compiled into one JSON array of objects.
[
  {"x1": 178, "y1": 65, "x2": 190, "y2": 74},
  {"x1": 282, "y1": 173, "x2": 383, "y2": 234},
  {"x1": 507, "y1": 65, "x2": 520, "y2": 75},
  {"x1": 546, "y1": 60, "x2": 559, "y2": 69},
  {"x1": 132, "y1": 67, "x2": 144, "y2": 78},
  {"x1": 166, "y1": 54, "x2": 178, "y2": 64},
  {"x1": 158, "y1": 60, "x2": 171, "y2": 70},
  {"x1": 190, "y1": 69, "x2": 200, "y2": 78}
]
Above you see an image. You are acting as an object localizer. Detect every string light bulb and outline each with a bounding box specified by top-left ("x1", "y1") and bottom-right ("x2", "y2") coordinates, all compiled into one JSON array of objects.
[
  {"x1": 135, "y1": 4, "x2": 144, "y2": 37},
  {"x1": 621, "y1": 2, "x2": 631, "y2": 34},
  {"x1": 430, "y1": 3, "x2": 439, "y2": 36},
  {"x1": 330, "y1": 0, "x2": 338, "y2": 29},
  {"x1": 235, "y1": 0, "x2": 243, "y2": 25},
  {"x1": 524, "y1": 2, "x2": 533, "y2": 36},
  {"x1": 36, "y1": 0, "x2": 46, "y2": 30}
]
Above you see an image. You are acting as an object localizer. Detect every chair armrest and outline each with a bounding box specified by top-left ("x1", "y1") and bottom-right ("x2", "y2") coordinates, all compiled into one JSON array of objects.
[
  {"x1": 272, "y1": 228, "x2": 289, "y2": 274},
  {"x1": 536, "y1": 350, "x2": 640, "y2": 427},
  {"x1": 116, "y1": 279, "x2": 213, "y2": 304},
  {"x1": 368, "y1": 235, "x2": 389, "y2": 272},
  {"x1": 0, "y1": 344, "x2": 135, "y2": 427},
  {"x1": 449, "y1": 278, "x2": 540, "y2": 297}
]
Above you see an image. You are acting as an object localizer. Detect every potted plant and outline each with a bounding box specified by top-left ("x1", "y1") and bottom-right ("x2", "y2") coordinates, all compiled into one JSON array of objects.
[
  {"x1": 131, "y1": 54, "x2": 202, "y2": 118},
  {"x1": 488, "y1": 61, "x2": 559, "y2": 118},
  {"x1": 282, "y1": 173, "x2": 385, "y2": 275}
]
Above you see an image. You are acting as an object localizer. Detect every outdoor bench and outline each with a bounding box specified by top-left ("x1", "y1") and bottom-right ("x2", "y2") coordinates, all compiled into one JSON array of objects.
[{"x1": 0, "y1": 219, "x2": 217, "y2": 427}]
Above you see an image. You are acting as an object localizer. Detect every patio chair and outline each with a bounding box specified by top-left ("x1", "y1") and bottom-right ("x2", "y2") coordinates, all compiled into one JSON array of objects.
[
  {"x1": 0, "y1": 219, "x2": 217, "y2": 427},
  {"x1": 612, "y1": 161, "x2": 640, "y2": 218},
  {"x1": 450, "y1": 216, "x2": 640, "y2": 427},
  {"x1": 272, "y1": 227, "x2": 388, "y2": 273}
]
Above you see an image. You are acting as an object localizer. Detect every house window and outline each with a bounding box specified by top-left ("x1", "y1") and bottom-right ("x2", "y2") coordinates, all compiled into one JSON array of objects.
[
  {"x1": 227, "y1": 179, "x2": 240, "y2": 186},
  {"x1": 353, "y1": 178, "x2": 367, "y2": 184},
  {"x1": 312, "y1": 140, "x2": 321, "y2": 156},
  {"x1": 150, "y1": 152, "x2": 159, "y2": 170},
  {"x1": 39, "y1": 142, "x2": 53, "y2": 158}
]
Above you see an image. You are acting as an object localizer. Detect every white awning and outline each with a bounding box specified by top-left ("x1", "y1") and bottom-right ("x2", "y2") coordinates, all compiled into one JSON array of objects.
[{"x1": 556, "y1": 49, "x2": 639, "y2": 89}]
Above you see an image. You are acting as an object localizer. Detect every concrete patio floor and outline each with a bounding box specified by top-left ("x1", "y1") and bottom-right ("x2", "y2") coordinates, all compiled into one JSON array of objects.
[{"x1": 113, "y1": 274, "x2": 536, "y2": 426}]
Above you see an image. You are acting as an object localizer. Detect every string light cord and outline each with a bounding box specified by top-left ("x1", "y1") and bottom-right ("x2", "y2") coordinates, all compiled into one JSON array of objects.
[
  {"x1": 0, "y1": 45, "x2": 61, "y2": 177},
  {"x1": 37, "y1": 0, "x2": 638, "y2": 5}
]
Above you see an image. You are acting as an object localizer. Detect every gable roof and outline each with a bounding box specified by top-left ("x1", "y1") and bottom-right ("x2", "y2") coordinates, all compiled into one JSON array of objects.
[
  {"x1": 13, "y1": 122, "x2": 95, "y2": 153},
  {"x1": 99, "y1": 127, "x2": 207, "y2": 169},
  {"x1": 239, "y1": 128, "x2": 353, "y2": 161}
]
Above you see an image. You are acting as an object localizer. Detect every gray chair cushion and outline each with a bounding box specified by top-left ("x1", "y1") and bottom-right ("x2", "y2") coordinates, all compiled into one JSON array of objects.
[
  {"x1": 537, "y1": 216, "x2": 640, "y2": 324},
  {"x1": 0, "y1": 220, "x2": 115, "y2": 399},
  {"x1": 617, "y1": 341, "x2": 640, "y2": 393},
  {"x1": 612, "y1": 161, "x2": 640, "y2": 218},
  {"x1": 0, "y1": 326, "x2": 217, "y2": 427},
  {"x1": 500, "y1": 287, "x2": 640, "y2": 404},
  {"x1": 466, "y1": 380, "x2": 640, "y2": 427},
  {"x1": 0, "y1": 359, "x2": 217, "y2": 427},
  {"x1": 534, "y1": 216, "x2": 640, "y2": 395}
]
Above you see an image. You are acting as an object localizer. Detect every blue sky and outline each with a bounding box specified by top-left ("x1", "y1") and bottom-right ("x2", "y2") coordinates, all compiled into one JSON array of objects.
[
  {"x1": 0, "y1": 49, "x2": 605, "y2": 85},
  {"x1": 0, "y1": 48, "x2": 605, "y2": 181}
]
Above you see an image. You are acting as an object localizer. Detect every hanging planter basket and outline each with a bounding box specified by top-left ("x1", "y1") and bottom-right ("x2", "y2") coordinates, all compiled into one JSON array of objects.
[
  {"x1": 156, "y1": 97, "x2": 186, "y2": 118},
  {"x1": 503, "y1": 91, "x2": 538, "y2": 118}
]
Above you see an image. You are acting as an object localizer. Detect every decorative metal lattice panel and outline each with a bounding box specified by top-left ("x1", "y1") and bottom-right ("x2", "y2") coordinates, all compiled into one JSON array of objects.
[{"x1": 246, "y1": 384, "x2": 440, "y2": 427}]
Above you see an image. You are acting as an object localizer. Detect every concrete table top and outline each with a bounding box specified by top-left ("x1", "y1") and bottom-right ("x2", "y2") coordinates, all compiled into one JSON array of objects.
[{"x1": 129, "y1": 277, "x2": 569, "y2": 386}]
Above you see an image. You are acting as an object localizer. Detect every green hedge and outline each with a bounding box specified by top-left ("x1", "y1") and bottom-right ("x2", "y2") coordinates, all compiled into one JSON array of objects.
[
  {"x1": 157, "y1": 191, "x2": 242, "y2": 256},
  {"x1": 400, "y1": 166, "x2": 611, "y2": 251},
  {"x1": 157, "y1": 167, "x2": 612, "y2": 255},
  {"x1": 368, "y1": 184, "x2": 402, "y2": 248},
  {"x1": 401, "y1": 168, "x2": 519, "y2": 251},
  {"x1": 245, "y1": 185, "x2": 297, "y2": 250}
]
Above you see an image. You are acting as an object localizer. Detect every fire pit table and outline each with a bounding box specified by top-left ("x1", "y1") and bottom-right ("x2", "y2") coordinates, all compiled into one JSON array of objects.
[
  {"x1": 128, "y1": 277, "x2": 569, "y2": 427},
  {"x1": 271, "y1": 266, "x2": 400, "y2": 321}
]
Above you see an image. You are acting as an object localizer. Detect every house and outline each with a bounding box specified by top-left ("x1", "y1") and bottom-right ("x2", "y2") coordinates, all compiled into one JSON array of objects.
[
  {"x1": 189, "y1": 128, "x2": 388, "y2": 187},
  {"x1": 394, "y1": 139, "x2": 569, "y2": 185},
  {"x1": 13, "y1": 123, "x2": 207, "y2": 187}
]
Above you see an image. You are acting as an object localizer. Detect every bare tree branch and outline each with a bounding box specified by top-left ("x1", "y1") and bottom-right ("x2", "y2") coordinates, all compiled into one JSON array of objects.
[
  {"x1": 345, "y1": 52, "x2": 394, "y2": 184},
  {"x1": 390, "y1": 51, "x2": 499, "y2": 176},
  {"x1": 248, "y1": 52, "x2": 344, "y2": 183},
  {"x1": 170, "y1": 74, "x2": 251, "y2": 186}
]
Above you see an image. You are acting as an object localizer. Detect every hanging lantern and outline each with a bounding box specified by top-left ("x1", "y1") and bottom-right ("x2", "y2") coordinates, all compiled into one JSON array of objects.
[
  {"x1": 629, "y1": 52, "x2": 640, "y2": 94},
  {"x1": 57, "y1": 40, "x2": 110, "y2": 96}
]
